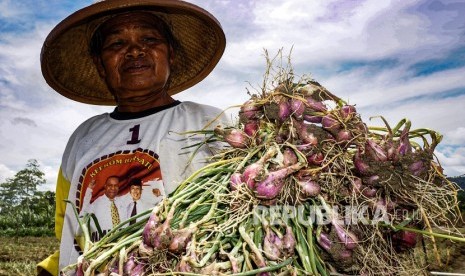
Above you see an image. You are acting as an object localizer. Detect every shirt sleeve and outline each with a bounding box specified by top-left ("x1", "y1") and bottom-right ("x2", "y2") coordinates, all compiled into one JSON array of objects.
[{"x1": 36, "y1": 167, "x2": 71, "y2": 276}]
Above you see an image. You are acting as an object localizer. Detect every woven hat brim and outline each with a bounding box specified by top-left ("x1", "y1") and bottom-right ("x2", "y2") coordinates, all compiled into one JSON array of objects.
[{"x1": 41, "y1": 0, "x2": 226, "y2": 105}]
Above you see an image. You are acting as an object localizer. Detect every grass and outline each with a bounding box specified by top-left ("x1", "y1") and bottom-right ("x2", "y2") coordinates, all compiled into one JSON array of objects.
[{"x1": 0, "y1": 236, "x2": 59, "y2": 276}]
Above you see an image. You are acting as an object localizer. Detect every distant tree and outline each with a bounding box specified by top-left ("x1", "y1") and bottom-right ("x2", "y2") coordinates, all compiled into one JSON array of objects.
[
  {"x1": 458, "y1": 190, "x2": 465, "y2": 211},
  {"x1": 30, "y1": 190, "x2": 56, "y2": 226},
  {"x1": 0, "y1": 159, "x2": 45, "y2": 212},
  {"x1": 0, "y1": 159, "x2": 55, "y2": 235},
  {"x1": 0, "y1": 177, "x2": 19, "y2": 213},
  {"x1": 15, "y1": 159, "x2": 46, "y2": 202}
]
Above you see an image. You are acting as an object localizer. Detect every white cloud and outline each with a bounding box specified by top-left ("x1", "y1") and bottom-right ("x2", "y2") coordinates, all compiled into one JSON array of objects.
[
  {"x1": 1, "y1": 0, "x2": 465, "y2": 188},
  {"x1": 445, "y1": 127, "x2": 465, "y2": 146},
  {"x1": 435, "y1": 146, "x2": 465, "y2": 177},
  {"x1": 0, "y1": 164, "x2": 15, "y2": 183},
  {"x1": 0, "y1": 0, "x2": 27, "y2": 19},
  {"x1": 218, "y1": 0, "x2": 464, "y2": 72}
]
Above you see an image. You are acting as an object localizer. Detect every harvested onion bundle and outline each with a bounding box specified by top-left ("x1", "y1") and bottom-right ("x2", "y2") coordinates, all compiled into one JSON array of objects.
[{"x1": 63, "y1": 57, "x2": 464, "y2": 276}]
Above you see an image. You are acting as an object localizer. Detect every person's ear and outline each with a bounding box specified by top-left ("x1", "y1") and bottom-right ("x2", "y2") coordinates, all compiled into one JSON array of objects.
[{"x1": 92, "y1": 56, "x2": 106, "y2": 78}]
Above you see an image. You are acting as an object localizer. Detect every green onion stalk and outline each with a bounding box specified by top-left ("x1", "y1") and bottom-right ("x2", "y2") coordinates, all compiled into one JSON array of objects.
[{"x1": 62, "y1": 53, "x2": 464, "y2": 276}]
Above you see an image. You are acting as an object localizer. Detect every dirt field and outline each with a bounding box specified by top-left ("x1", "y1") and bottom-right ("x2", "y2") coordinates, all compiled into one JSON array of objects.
[{"x1": 0, "y1": 236, "x2": 59, "y2": 276}]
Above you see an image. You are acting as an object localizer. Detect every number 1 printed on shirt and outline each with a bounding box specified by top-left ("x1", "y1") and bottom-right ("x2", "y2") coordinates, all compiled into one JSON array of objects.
[{"x1": 127, "y1": 124, "x2": 141, "y2": 144}]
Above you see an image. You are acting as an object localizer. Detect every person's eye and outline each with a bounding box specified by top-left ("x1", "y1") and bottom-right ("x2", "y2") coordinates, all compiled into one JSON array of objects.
[
  {"x1": 142, "y1": 37, "x2": 164, "y2": 44},
  {"x1": 104, "y1": 39, "x2": 125, "y2": 50},
  {"x1": 110, "y1": 41, "x2": 124, "y2": 47}
]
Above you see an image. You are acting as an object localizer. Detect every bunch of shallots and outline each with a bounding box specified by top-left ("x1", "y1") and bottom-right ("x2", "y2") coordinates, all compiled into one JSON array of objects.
[{"x1": 63, "y1": 60, "x2": 463, "y2": 276}]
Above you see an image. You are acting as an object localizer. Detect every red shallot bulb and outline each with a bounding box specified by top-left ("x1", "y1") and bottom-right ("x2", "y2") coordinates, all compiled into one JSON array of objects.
[
  {"x1": 303, "y1": 114, "x2": 323, "y2": 124},
  {"x1": 306, "y1": 97, "x2": 327, "y2": 112},
  {"x1": 282, "y1": 226, "x2": 296, "y2": 257},
  {"x1": 263, "y1": 228, "x2": 283, "y2": 260},
  {"x1": 296, "y1": 122, "x2": 324, "y2": 145},
  {"x1": 151, "y1": 220, "x2": 173, "y2": 249},
  {"x1": 241, "y1": 146, "x2": 278, "y2": 189},
  {"x1": 317, "y1": 232, "x2": 332, "y2": 251},
  {"x1": 339, "y1": 105, "x2": 357, "y2": 121},
  {"x1": 409, "y1": 160, "x2": 426, "y2": 176},
  {"x1": 362, "y1": 186, "x2": 377, "y2": 198},
  {"x1": 331, "y1": 220, "x2": 359, "y2": 250},
  {"x1": 278, "y1": 99, "x2": 292, "y2": 122},
  {"x1": 297, "y1": 178, "x2": 321, "y2": 198},
  {"x1": 229, "y1": 172, "x2": 243, "y2": 191},
  {"x1": 142, "y1": 212, "x2": 159, "y2": 247},
  {"x1": 350, "y1": 177, "x2": 363, "y2": 195},
  {"x1": 242, "y1": 163, "x2": 264, "y2": 190},
  {"x1": 353, "y1": 151, "x2": 370, "y2": 175},
  {"x1": 283, "y1": 147, "x2": 298, "y2": 166},
  {"x1": 243, "y1": 121, "x2": 259, "y2": 137},
  {"x1": 365, "y1": 139, "x2": 388, "y2": 162},
  {"x1": 254, "y1": 163, "x2": 302, "y2": 199},
  {"x1": 307, "y1": 152, "x2": 324, "y2": 166},
  {"x1": 168, "y1": 228, "x2": 194, "y2": 254},
  {"x1": 321, "y1": 115, "x2": 341, "y2": 133},
  {"x1": 239, "y1": 100, "x2": 260, "y2": 122},
  {"x1": 215, "y1": 127, "x2": 250, "y2": 148},
  {"x1": 131, "y1": 263, "x2": 146, "y2": 276},
  {"x1": 123, "y1": 252, "x2": 136, "y2": 275},
  {"x1": 392, "y1": 230, "x2": 418, "y2": 250},
  {"x1": 398, "y1": 125, "x2": 412, "y2": 156},
  {"x1": 336, "y1": 129, "x2": 352, "y2": 143},
  {"x1": 290, "y1": 98, "x2": 305, "y2": 119}
]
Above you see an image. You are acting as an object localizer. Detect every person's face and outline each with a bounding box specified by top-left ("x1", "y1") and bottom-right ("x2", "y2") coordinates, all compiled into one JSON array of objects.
[
  {"x1": 104, "y1": 177, "x2": 119, "y2": 199},
  {"x1": 94, "y1": 12, "x2": 174, "y2": 104},
  {"x1": 130, "y1": 185, "x2": 142, "y2": 201}
]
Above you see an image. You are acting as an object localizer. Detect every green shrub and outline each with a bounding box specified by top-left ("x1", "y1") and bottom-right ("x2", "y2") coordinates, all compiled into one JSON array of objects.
[{"x1": 0, "y1": 227, "x2": 54, "y2": 237}]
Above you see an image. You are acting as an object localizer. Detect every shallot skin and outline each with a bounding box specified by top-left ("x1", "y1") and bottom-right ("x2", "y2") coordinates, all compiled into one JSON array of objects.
[
  {"x1": 290, "y1": 98, "x2": 305, "y2": 119},
  {"x1": 282, "y1": 226, "x2": 296, "y2": 256},
  {"x1": 229, "y1": 172, "x2": 243, "y2": 190},
  {"x1": 254, "y1": 174, "x2": 286, "y2": 199},
  {"x1": 297, "y1": 178, "x2": 321, "y2": 198},
  {"x1": 142, "y1": 213, "x2": 159, "y2": 248},
  {"x1": 263, "y1": 228, "x2": 283, "y2": 260},
  {"x1": 224, "y1": 129, "x2": 250, "y2": 148},
  {"x1": 254, "y1": 163, "x2": 303, "y2": 199},
  {"x1": 332, "y1": 220, "x2": 359, "y2": 250},
  {"x1": 340, "y1": 105, "x2": 357, "y2": 121},
  {"x1": 317, "y1": 232, "x2": 333, "y2": 252},
  {"x1": 242, "y1": 162, "x2": 265, "y2": 190},
  {"x1": 392, "y1": 230, "x2": 419, "y2": 250},
  {"x1": 168, "y1": 228, "x2": 193, "y2": 254},
  {"x1": 239, "y1": 100, "x2": 261, "y2": 122}
]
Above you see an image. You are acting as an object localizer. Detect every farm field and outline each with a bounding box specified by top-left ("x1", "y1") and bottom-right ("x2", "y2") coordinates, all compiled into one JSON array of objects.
[
  {"x1": 0, "y1": 236, "x2": 58, "y2": 276},
  {"x1": 0, "y1": 235, "x2": 464, "y2": 275}
]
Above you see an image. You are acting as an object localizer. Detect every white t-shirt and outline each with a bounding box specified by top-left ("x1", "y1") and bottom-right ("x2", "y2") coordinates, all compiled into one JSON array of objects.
[{"x1": 59, "y1": 101, "x2": 227, "y2": 269}]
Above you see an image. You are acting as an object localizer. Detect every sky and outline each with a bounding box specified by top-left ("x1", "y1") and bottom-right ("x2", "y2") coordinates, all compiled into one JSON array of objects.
[{"x1": 0, "y1": 0, "x2": 464, "y2": 191}]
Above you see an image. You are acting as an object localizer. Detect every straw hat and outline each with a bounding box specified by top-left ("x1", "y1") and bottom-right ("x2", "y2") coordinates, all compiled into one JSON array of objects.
[{"x1": 41, "y1": 0, "x2": 226, "y2": 105}]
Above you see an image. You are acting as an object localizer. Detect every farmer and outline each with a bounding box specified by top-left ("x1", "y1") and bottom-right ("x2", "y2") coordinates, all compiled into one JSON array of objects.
[{"x1": 37, "y1": 0, "x2": 226, "y2": 275}]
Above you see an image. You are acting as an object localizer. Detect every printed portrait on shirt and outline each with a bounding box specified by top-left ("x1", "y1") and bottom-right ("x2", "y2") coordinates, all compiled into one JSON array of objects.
[{"x1": 75, "y1": 148, "x2": 165, "y2": 243}]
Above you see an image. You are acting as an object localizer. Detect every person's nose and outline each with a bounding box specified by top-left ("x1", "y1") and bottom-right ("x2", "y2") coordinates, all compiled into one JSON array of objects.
[{"x1": 125, "y1": 41, "x2": 146, "y2": 59}]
